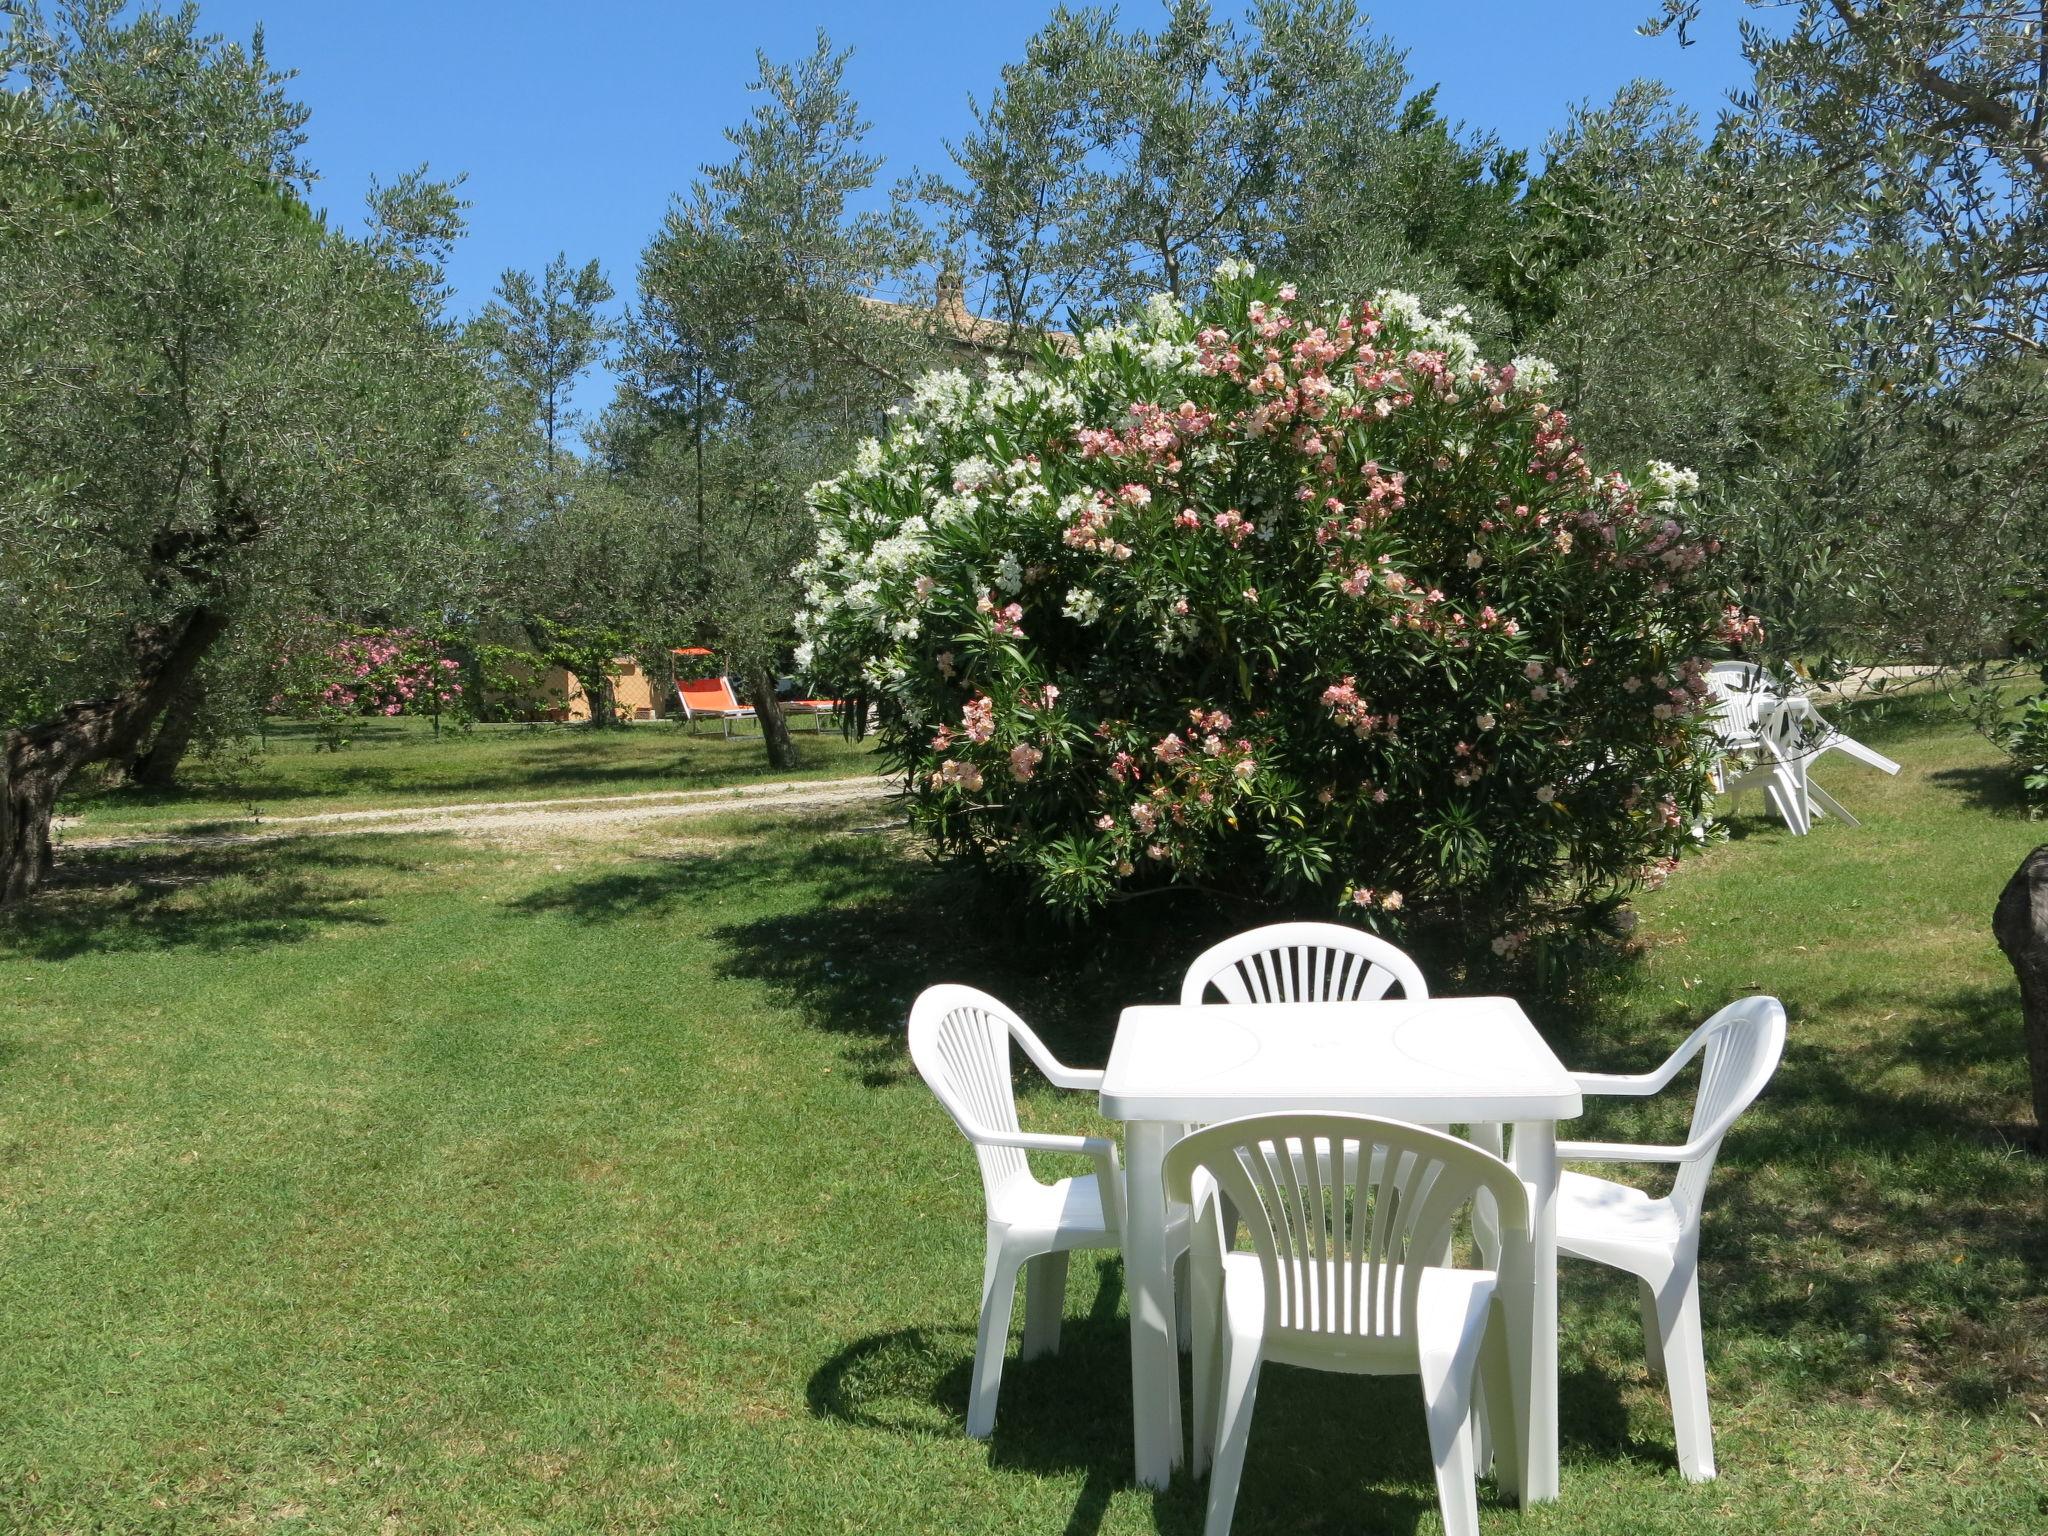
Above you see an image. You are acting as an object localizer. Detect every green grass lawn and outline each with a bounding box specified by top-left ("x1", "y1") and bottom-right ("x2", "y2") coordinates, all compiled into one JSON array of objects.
[
  {"x1": 58, "y1": 716, "x2": 880, "y2": 832},
  {"x1": 1, "y1": 700, "x2": 2043, "y2": 1533}
]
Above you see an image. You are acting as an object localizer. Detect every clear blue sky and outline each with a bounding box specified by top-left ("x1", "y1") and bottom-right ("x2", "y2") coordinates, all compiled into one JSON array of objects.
[{"x1": 193, "y1": 0, "x2": 1757, "y2": 407}]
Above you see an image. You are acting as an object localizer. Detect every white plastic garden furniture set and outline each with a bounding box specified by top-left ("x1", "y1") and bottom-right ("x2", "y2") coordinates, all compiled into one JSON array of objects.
[
  {"x1": 908, "y1": 921, "x2": 1786, "y2": 1536},
  {"x1": 1707, "y1": 660, "x2": 1900, "y2": 835}
]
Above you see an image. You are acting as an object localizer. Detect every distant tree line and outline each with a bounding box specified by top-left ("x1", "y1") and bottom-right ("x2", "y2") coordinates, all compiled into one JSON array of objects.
[{"x1": 4, "y1": 0, "x2": 2042, "y2": 899}]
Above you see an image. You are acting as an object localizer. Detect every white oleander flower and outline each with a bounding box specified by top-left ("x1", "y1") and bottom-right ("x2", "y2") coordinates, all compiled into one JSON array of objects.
[
  {"x1": 994, "y1": 551, "x2": 1024, "y2": 594},
  {"x1": 1142, "y1": 291, "x2": 1183, "y2": 332},
  {"x1": 1643, "y1": 459, "x2": 1701, "y2": 508},
  {"x1": 1509, "y1": 354, "x2": 1560, "y2": 393},
  {"x1": 951, "y1": 455, "x2": 997, "y2": 492},
  {"x1": 1062, "y1": 588, "x2": 1103, "y2": 625},
  {"x1": 910, "y1": 368, "x2": 973, "y2": 420}
]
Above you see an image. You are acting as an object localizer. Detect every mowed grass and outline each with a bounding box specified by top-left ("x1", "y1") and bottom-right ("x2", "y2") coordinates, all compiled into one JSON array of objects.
[
  {"x1": 58, "y1": 715, "x2": 880, "y2": 832},
  {"x1": 0, "y1": 698, "x2": 2043, "y2": 1534}
]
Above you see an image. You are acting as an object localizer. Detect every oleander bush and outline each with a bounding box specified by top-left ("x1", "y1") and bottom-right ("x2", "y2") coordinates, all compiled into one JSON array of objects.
[{"x1": 798, "y1": 267, "x2": 1755, "y2": 940}]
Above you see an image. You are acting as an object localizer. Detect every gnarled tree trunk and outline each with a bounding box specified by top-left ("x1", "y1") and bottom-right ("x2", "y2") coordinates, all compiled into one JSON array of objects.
[
  {"x1": 1992, "y1": 846, "x2": 2048, "y2": 1150},
  {"x1": 127, "y1": 675, "x2": 207, "y2": 789},
  {"x1": 0, "y1": 608, "x2": 225, "y2": 903},
  {"x1": 745, "y1": 666, "x2": 797, "y2": 771}
]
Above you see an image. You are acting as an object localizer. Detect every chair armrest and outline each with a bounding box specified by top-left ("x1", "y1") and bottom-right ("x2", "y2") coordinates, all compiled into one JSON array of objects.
[
  {"x1": 1040, "y1": 1063, "x2": 1106, "y2": 1092},
  {"x1": 975, "y1": 1128, "x2": 1118, "y2": 1161},
  {"x1": 1555, "y1": 1138, "x2": 1697, "y2": 1163},
  {"x1": 977, "y1": 1129, "x2": 1126, "y2": 1232},
  {"x1": 1571, "y1": 1071, "x2": 1667, "y2": 1096},
  {"x1": 1007, "y1": 1018, "x2": 1107, "y2": 1092},
  {"x1": 1569, "y1": 1017, "x2": 1718, "y2": 1101}
]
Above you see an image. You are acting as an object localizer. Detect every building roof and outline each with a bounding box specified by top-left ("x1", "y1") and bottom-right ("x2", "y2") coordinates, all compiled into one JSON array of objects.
[{"x1": 862, "y1": 271, "x2": 1076, "y2": 363}]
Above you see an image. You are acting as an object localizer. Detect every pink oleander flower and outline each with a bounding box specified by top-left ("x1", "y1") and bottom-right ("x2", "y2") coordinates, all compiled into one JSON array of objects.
[
  {"x1": 934, "y1": 759, "x2": 985, "y2": 793},
  {"x1": 1008, "y1": 743, "x2": 1043, "y2": 782},
  {"x1": 961, "y1": 695, "x2": 996, "y2": 743}
]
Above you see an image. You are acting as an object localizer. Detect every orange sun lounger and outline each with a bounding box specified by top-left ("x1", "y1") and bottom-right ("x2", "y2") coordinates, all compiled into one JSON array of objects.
[{"x1": 675, "y1": 676, "x2": 757, "y2": 738}]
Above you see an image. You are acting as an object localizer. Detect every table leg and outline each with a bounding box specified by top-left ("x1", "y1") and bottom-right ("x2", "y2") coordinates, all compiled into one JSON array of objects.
[
  {"x1": 1123, "y1": 1119, "x2": 1182, "y2": 1488},
  {"x1": 1510, "y1": 1118, "x2": 1560, "y2": 1503}
]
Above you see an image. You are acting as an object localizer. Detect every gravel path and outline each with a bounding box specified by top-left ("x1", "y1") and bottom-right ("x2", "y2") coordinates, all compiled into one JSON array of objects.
[{"x1": 60, "y1": 777, "x2": 896, "y2": 851}]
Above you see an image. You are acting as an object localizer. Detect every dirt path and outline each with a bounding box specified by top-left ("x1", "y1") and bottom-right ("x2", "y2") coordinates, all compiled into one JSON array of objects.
[{"x1": 60, "y1": 777, "x2": 896, "y2": 851}]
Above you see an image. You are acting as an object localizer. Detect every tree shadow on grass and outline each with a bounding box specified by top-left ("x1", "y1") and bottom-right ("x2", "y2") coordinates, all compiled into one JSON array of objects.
[
  {"x1": 0, "y1": 839, "x2": 407, "y2": 960},
  {"x1": 1550, "y1": 981, "x2": 2046, "y2": 1415},
  {"x1": 59, "y1": 724, "x2": 867, "y2": 818},
  {"x1": 807, "y1": 1260, "x2": 1572, "y2": 1536},
  {"x1": 509, "y1": 814, "x2": 1304, "y2": 1082},
  {"x1": 1928, "y1": 762, "x2": 2033, "y2": 817}
]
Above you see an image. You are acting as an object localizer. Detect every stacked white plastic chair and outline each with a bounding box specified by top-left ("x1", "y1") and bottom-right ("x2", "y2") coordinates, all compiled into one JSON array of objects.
[
  {"x1": 1706, "y1": 662, "x2": 1807, "y2": 831},
  {"x1": 907, "y1": 983, "x2": 1188, "y2": 1437},
  {"x1": 1708, "y1": 662, "x2": 1900, "y2": 834},
  {"x1": 1554, "y1": 996, "x2": 1787, "y2": 1480},
  {"x1": 1166, "y1": 1114, "x2": 1533, "y2": 1536},
  {"x1": 1180, "y1": 921, "x2": 1428, "y2": 1007}
]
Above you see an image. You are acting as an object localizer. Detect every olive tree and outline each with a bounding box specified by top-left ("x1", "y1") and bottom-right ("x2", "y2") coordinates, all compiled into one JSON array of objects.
[
  {"x1": 616, "y1": 32, "x2": 931, "y2": 768},
  {"x1": 0, "y1": 2, "x2": 473, "y2": 899}
]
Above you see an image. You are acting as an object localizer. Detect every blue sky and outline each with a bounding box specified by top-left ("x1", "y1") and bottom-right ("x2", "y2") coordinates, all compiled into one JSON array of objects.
[{"x1": 192, "y1": 0, "x2": 1758, "y2": 410}]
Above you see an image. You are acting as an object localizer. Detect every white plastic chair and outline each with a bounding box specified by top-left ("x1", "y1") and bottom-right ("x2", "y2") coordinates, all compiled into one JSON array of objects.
[
  {"x1": 1182, "y1": 923, "x2": 1448, "y2": 1233},
  {"x1": 1554, "y1": 995, "x2": 1787, "y2": 1481},
  {"x1": 1166, "y1": 1114, "x2": 1533, "y2": 1536},
  {"x1": 1706, "y1": 663, "x2": 1807, "y2": 831},
  {"x1": 908, "y1": 983, "x2": 1187, "y2": 1438},
  {"x1": 1180, "y1": 921, "x2": 1429, "y2": 1006},
  {"x1": 1708, "y1": 664, "x2": 1900, "y2": 834}
]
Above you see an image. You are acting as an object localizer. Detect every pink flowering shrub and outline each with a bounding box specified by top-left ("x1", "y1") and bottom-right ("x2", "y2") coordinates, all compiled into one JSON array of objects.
[
  {"x1": 798, "y1": 269, "x2": 1750, "y2": 932},
  {"x1": 270, "y1": 622, "x2": 467, "y2": 747}
]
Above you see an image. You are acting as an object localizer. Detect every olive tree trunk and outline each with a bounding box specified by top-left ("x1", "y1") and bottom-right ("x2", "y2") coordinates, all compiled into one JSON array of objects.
[
  {"x1": 0, "y1": 609, "x2": 224, "y2": 903},
  {"x1": 1992, "y1": 845, "x2": 2048, "y2": 1149},
  {"x1": 127, "y1": 675, "x2": 207, "y2": 789},
  {"x1": 745, "y1": 666, "x2": 797, "y2": 771}
]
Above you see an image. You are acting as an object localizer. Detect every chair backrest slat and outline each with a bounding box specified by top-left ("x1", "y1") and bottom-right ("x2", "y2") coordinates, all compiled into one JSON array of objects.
[
  {"x1": 1182, "y1": 922, "x2": 1427, "y2": 1008},
  {"x1": 1167, "y1": 1116, "x2": 1529, "y2": 1347},
  {"x1": 908, "y1": 985, "x2": 1033, "y2": 1214},
  {"x1": 1706, "y1": 661, "x2": 1777, "y2": 748},
  {"x1": 1672, "y1": 996, "x2": 1787, "y2": 1219}
]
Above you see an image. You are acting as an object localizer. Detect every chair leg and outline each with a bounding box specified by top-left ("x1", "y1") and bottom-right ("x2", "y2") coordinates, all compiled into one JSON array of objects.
[
  {"x1": 967, "y1": 1239, "x2": 1025, "y2": 1439},
  {"x1": 1657, "y1": 1271, "x2": 1716, "y2": 1481},
  {"x1": 1190, "y1": 1262, "x2": 1221, "y2": 1477},
  {"x1": 1020, "y1": 1250, "x2": 1069, "y2": 1361},
  {"x1": 1475, "y1": 1298, "x2": 1524, "y2": 1501},
  {"x1": 1638, "y1": 1277, "x2": 1667, "y2": 1383},
  {"x1": 1807, "y1": 781, "x2": 1860, "y2": 829},
  {"x1": 1204, "y1": 1329, "x2": 1262, "y2": 1536},
  {"x1": 1419, "y1": 1336, "x2": 1483, "y2": 1536}
]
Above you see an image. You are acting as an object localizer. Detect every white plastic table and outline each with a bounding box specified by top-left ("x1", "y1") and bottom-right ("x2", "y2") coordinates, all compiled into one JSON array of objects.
[{"x1": 1101, "y1": 997, "x2": 1583, "y2": 1500}]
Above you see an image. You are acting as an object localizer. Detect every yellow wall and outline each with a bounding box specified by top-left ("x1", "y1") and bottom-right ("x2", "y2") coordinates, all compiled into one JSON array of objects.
[{"x1": 554, "y1": 659, "x2": 671, "y2": 722}]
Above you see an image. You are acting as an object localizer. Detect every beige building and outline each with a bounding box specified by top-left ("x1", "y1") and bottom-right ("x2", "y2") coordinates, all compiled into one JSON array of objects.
[{"x1": 542, "y1": 657, "x2": 675, "y2": 723}]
